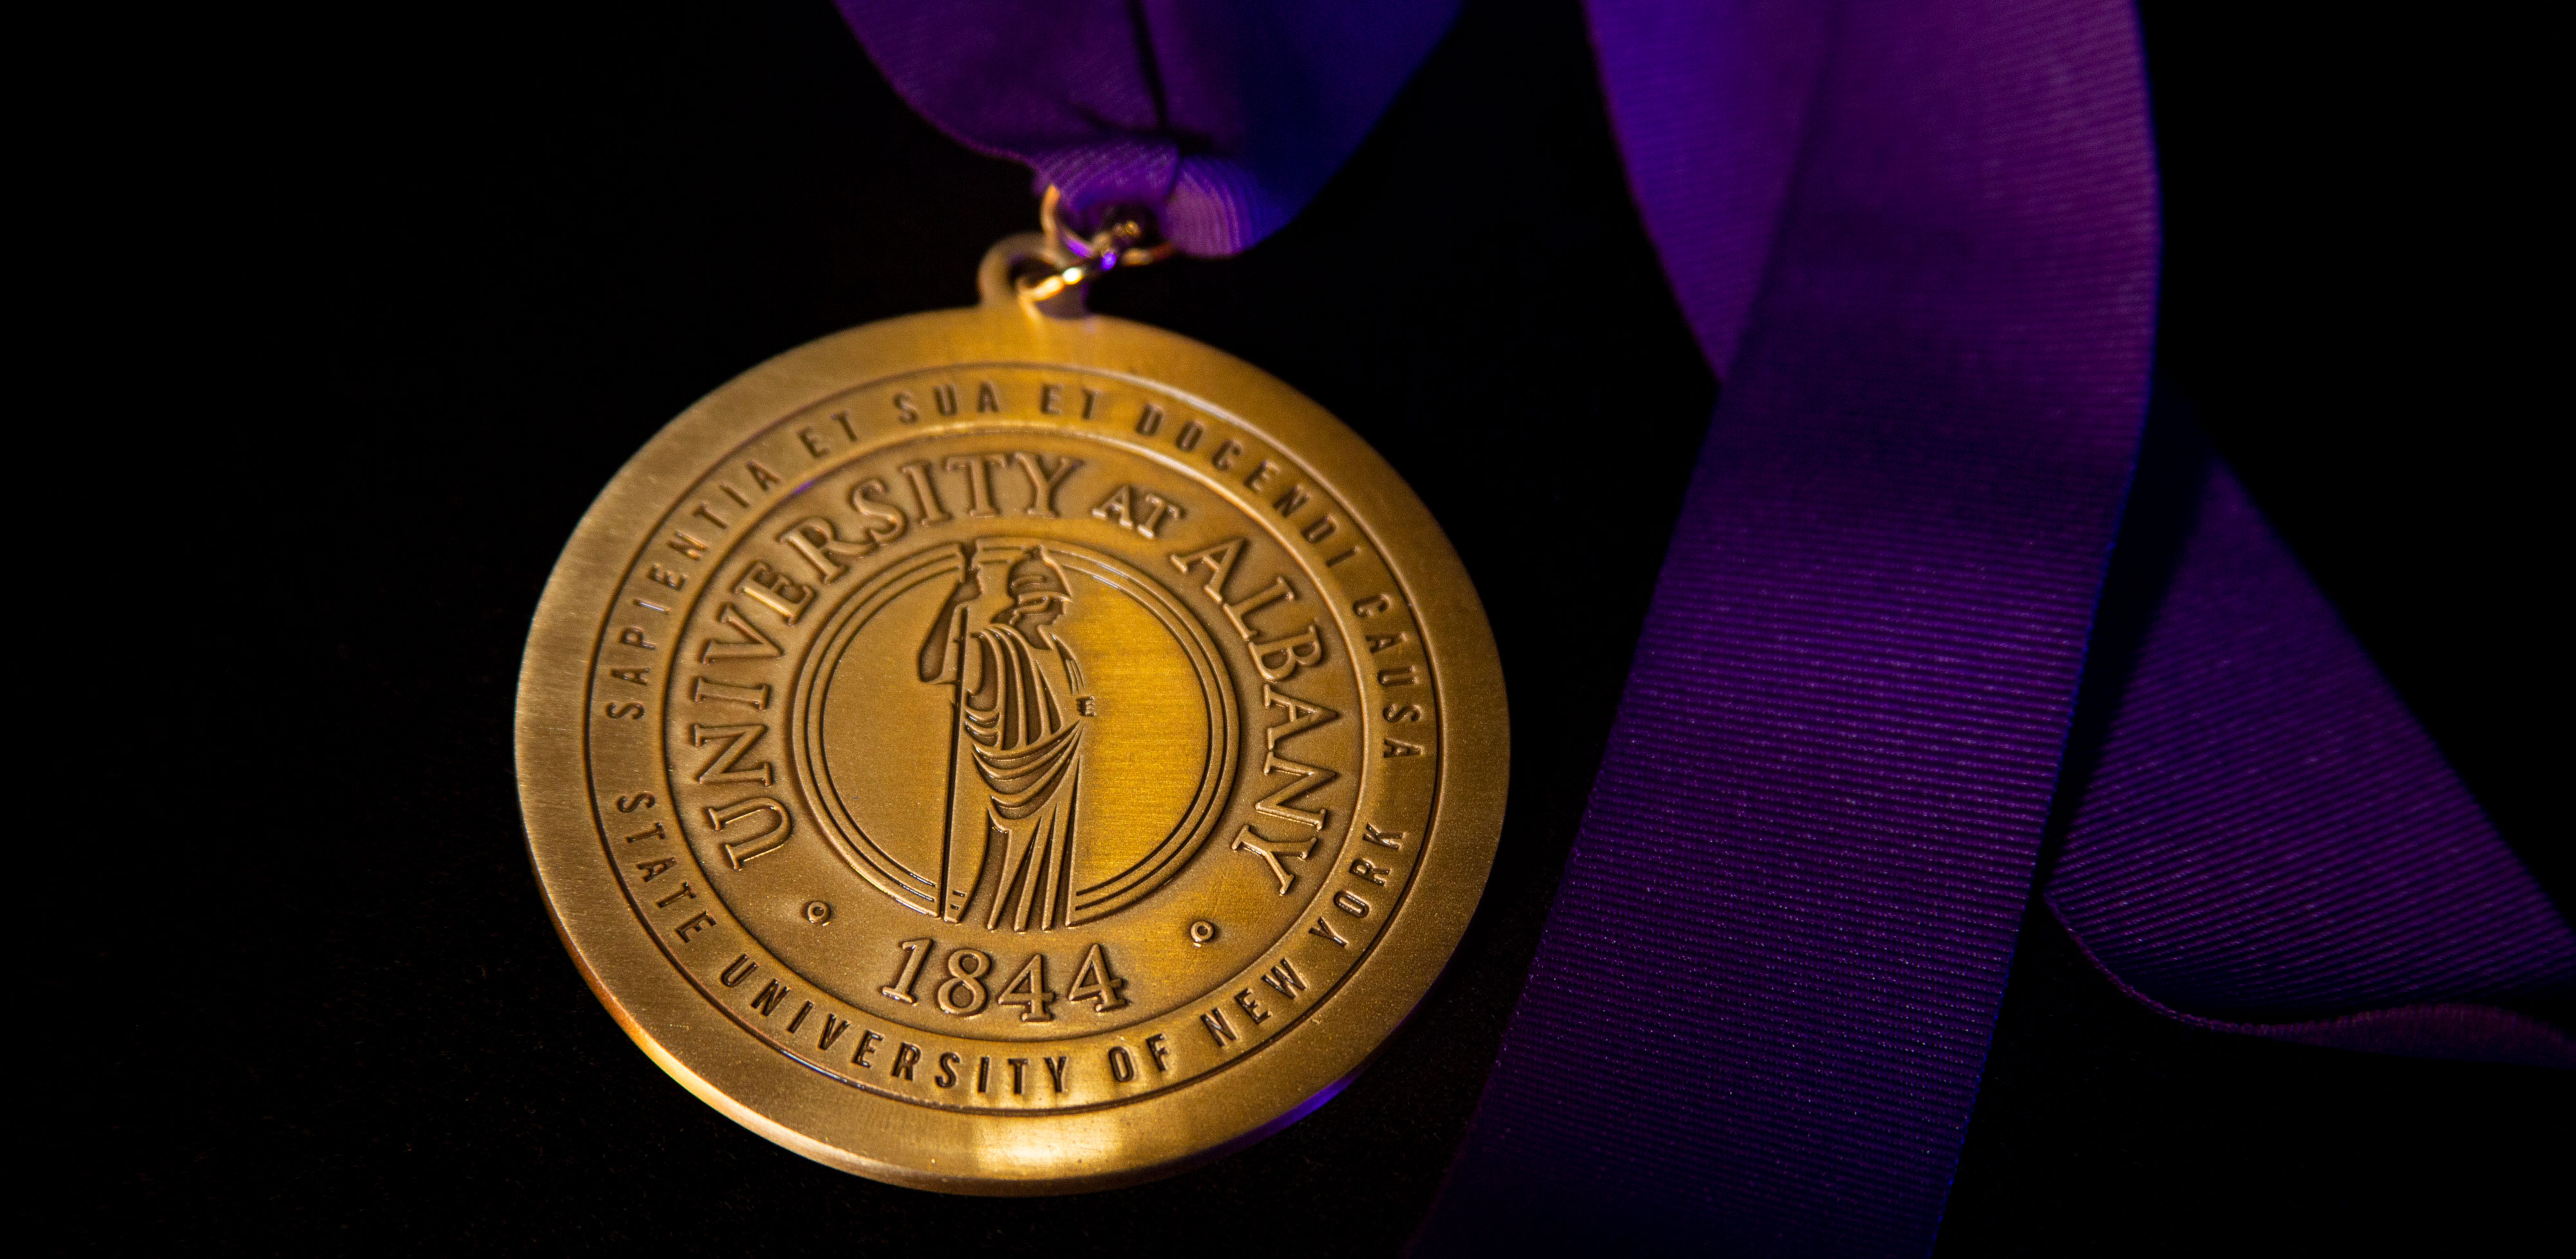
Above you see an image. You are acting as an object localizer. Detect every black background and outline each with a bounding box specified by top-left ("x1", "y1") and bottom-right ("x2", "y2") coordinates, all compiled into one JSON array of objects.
[{"x1": 95, "y1": 0, "x2": 2565, "y2": 1252}]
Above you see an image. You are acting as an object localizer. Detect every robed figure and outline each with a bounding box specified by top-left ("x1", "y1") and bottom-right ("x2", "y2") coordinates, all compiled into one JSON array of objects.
[{"x1": 918, "y1": 544, "x2": 1094, "y2": 931}]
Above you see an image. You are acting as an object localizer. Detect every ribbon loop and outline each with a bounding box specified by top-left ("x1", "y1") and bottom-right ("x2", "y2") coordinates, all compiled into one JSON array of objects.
[{"x1": 835, "y1": 0, "x2": 1462, "y2": 256}]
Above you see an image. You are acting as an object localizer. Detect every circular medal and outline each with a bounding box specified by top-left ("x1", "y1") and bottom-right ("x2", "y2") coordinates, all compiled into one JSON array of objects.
[{"x1": 516, "y1": 234, "x2": 1508, "y2": 1192}]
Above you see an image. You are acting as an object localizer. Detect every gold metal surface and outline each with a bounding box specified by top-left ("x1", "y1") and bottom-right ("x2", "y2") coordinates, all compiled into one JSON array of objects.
[{"x1": 516, "y1": 236, "x2": 1508, "y2": 1193}]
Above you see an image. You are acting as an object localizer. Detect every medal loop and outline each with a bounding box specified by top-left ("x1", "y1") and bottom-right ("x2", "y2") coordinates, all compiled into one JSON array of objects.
[{"x1": 1018, "y1": 185, "x2": 1177, "y2": 306}]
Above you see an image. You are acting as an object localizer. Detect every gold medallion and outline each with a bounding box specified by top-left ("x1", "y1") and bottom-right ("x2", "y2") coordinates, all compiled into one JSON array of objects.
[{"x1": 516, "y1": 229, "x2": 1508, "y2": 1193}]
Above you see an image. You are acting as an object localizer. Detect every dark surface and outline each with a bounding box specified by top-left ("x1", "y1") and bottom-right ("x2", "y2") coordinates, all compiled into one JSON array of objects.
[{"x1": 99, "y1": 0, "x2": 2564, "y2": 1252}]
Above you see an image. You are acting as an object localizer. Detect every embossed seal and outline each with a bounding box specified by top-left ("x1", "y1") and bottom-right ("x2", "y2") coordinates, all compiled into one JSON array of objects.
[{"x1": 516, "y1": 236, "x2": 1506, "y2": 1193}]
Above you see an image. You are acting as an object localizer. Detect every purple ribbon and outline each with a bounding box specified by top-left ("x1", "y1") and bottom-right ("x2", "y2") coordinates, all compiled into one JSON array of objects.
[
  {"x1": 832, "y1": 0, "x2": 2572, "y2": 1249},
  {"x1": 832, "y1": 0, "x2": 1459, "y2": 254}
]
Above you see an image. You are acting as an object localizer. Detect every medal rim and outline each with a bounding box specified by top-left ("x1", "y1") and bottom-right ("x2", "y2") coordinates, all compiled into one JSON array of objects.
[{"x1": 515, "y1": 280, "x2": 1508, "y2": 1194}]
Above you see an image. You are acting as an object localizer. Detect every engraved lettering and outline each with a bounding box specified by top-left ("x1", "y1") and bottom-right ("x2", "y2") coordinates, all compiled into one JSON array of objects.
[
  {"x1": 1210, "y1": 439, "x2": 1242, "y2": 470},
  {"x1": 1255, "y1": 687, "x2": 1340, "y2": 828},
  {"x1": 817, "y1": 1014, "x2": 849, "y2": 1050},
  {"x1": 1367, "y1": 631, "x2": 1411, "y2": 653},
  {"x1": 894, "y1": 392, "x2": 921, "y2": 423},
  {"x1": 673, "y1": 912, "x2": 715, "y2": 942},
  {"x1": 935, "y1": 1052, "x2": 960, "y2": 1088},
  {"x1": 1007, "y1": 1057, "x2": 1028, "y2": 1094},
  {"x1": 688, "y1": 723, "x2": 773, "y2": 786},
  {"x1": 621, "y1": 821, "x2": 667, "y2": 844},
  {"x1": 1092, "y1": 484, "x2": 1186, "y2": 538},
  {"x1": 1170, "y1": 537, "x2": 1244, "y2": 599},
  {"x1": 690, "y1": 677, "x2": 771, "y2": 710},
  {"x1": 1135, "y1": 493, "x2": 1184, "y2": 536},
  {"x1": 799, "y1": 426, "x2": 829, "y2": 458},
  {"x1": 603, "y1": 701, "x2": 645, "y2": 720},
  {"x1": 1349, "y1": 856, "x2": 1392, "y2": 886},
  {"x1": 1271, "y1": 484, "x2": 1311, "y2": 517},
  {"x1": 1383, "y1": 737, "x2": 1425, "y2": 757},
  {"x1": 617, "y1": 627, "x2": 656, "y2": 650},
  {"x1": 1243, "y1": 460, "x2": 1280, "y2": 493},
  {"x1": 1065, "y1": 943, "x2": 1130, "y2": 1012},
  {"x1": 699, "y1": 604, "x2": 783, "y2": 662},
  {"x1": 745, "y1": 460, "x2": 781, "y2": 491},
  {"x1": 933, "y1": 383, "x2": 959, "y2": 416},
  {"x1": 1363, "y1": 823, "x2": 1406, "y2": 850},
  {"x1": 850, "y1": 477, "x2": 911, "y2": 545},
  {"x1": 1253, "y1": 624, "x2": 1326, "y2": 683},
  {"x1": 609, "y1": 667, "x2": 650, "y2": 686},
  {"x1": 775, "y1": 516, "x2": 872, "y2": 582},
  {"x1": 706, "y1": 797, "x2": 791, "y2": 867},
  {"x1": 1010, "y1": 452, "x2": 1083, "y2": 517},
  {"x1": 749, "y1": 980, "x2": 790, "y2": 1017},
  {"x1": 646, "y1": 564, "x2": 687, "y2": 591},
  {"x1": 735, "y1": 561, "x2": 813, "y2": 623},
  {"x1": 1260, "y1": 958, "x2": 1307, "y2": 1001},
  {"x1": 995, "y1": 953, "x2": 1057, "y2": 1023},
  {"x1": 891, "y1": 1041, "x2": 921, "y2": 1079},
  {"x1": 936, "y1": 947, "x2": 992, "y2": 1016},
  {"x1": 652, "y1": 882, "x2": 696, "y2": 909},
  {"x1": 1135, "y1": 403, "x2": 1164, "y2": 435},
  {"x1": 976, "y1": 381, "x2": 1001, "y2": 413},
  {"x1": 944, "y1": 454, "x2": 1005, "y2": 518},
  {"x1": 1200, "y1": 1007, "x2": 1238, "y2": 1046},
  {"x1": 1081, "y1": 386, "x2": 1102, "y2": 419},
  {"x1": 1309, "y1": 916, "x2": 1349, "y2": 947},
  {"x1": 1174, "y1": 418, "x2": 1203, "y2": 451},
  {"x1": 693, "y1": 503, "x2": 730, "y2": 531},
  {"x1": 1231, "y1": 824, "x2": 1316, "y2": 895},
  {"x1": 720, "y1": 954, "x2": 757, "y2": 987},
  {"x1": 633, "y1": 857, "x2": 677, "y2": 882},
  {"x1": 880, "y1": 938, "x2": 931, "y2": 1004},
  {"x1": 1301, "y1": 515, "x2": 1338, "y2": 545},
  {"x1": 1039, "y1": 384, "x2": 1064, "y2": 415},
  {"x1": 855, "y1": 1028, "x2": 883, "y2": 1068},
  {"x1": 1222, "y1": 574, "x2": 1298, "y2": 639},
  {"x1": 1044, "y1": 1055, "x2": 1069, "y2": 1093},
  {"x1": 616, "y1": 793, "x2": 658, "y2": 813},
  {"x1": 1145, "y1": 1034, "x2": 1172, "y2": 1072},
  {"x1": 898, "y1": 459, "x2": 951, "y2": 524},
  {"x1": 667, "y1": 531, "x2": 709, "y2": 560},
  {"x1": 1253, "y1": 752, "x2": 1336, "y2": 830},
  {"x1": 1091, "y1": 484, "x2": 1135, "y2": 529},
  {"x1": 1233, "y1": 988, "x2": 1270, "y2": 1025},
  {"x1": 1378, "y1": 665, "x2": 1419, "y2": 686},
  {"x1": 1264, "y1": 686, "x2": 1338, "y2": 746},
  {"x1": 1108, "y1": 1045, "x2": 1138, "y2": 1082},
  {"x1": 1334, "y1": 890, "x2": 1372, "y2": 918},
  {"x1": 1352, "y1": 593, "x2": 1394, "y2": 617}
]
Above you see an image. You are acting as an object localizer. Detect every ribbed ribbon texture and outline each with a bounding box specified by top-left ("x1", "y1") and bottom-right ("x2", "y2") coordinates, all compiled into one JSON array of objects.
[
  {"x1": 1414, "y1": 1, "x2": 2571, "y2": 1252},
  {"x1": 832, "y1": 1, "x2": 2573, "y2": 1252}
]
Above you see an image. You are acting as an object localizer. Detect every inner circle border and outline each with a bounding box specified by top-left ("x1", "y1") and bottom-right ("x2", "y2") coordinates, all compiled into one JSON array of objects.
[
  {"x1": 787, "y1": 535, "x2": 1244, "y2": 928},
  {"x1": 630, "y1": 388, "x2": 1397, "y2": 1077}
]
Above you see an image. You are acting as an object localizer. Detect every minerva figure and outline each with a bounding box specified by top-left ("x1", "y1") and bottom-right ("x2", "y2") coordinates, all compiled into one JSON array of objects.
[{"x1": 918, "y1": 542, "x2": 1095, "y2": 931}]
